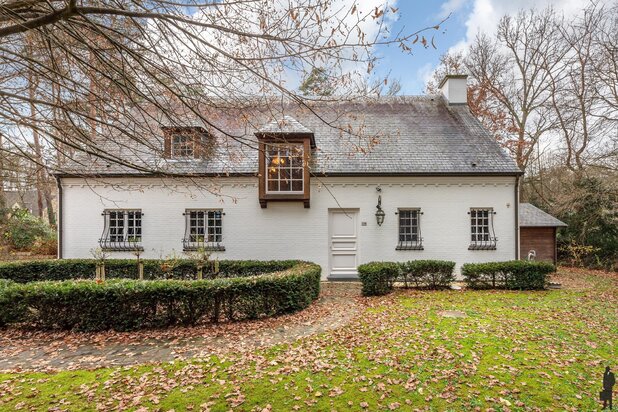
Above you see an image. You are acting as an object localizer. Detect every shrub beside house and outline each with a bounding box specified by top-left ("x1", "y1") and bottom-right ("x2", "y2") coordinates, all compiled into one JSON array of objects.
[
  {"x1": 0, "y1": 260, "x2": 321, "y2": 331},
  {"x1": 358, "y1": 260, "x2": 555, "y2": 296}
]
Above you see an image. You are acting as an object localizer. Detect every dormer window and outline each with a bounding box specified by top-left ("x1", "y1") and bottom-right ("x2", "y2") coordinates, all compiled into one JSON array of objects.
[
  {"x1": 162, "y1": 127, "x2": 209, "y2": 160},
  {"x1": 256, "y1": 116, "x2": 315, "y2": 208},
  {"x1": 266, "y1": 143, "x2": 304, "y2": 193}
]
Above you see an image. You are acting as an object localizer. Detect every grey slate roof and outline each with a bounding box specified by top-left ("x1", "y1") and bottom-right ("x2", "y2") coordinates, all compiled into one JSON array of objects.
[
  {"x1": 61, "y1": 95, "x2": 522, "y2": 176},
  {"x1": 258, "y1": 115, "x2": 313, "y2": 134},
  {"x1": 519, "y1": 203, "x2": 567, "y2": 227}
]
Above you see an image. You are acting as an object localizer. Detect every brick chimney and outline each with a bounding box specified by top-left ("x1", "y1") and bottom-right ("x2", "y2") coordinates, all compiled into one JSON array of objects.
[{"x1": 439, "y1": 74, "x2": 468, "y2": 105}]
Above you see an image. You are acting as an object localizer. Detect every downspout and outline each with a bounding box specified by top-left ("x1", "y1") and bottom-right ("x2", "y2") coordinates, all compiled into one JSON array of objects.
[
  {"x1": 55, "y1": 176, "x2": 63, "y2": 259},
  {"x1": 514, "y1": 175, "x2": 520, "y2": 260}
]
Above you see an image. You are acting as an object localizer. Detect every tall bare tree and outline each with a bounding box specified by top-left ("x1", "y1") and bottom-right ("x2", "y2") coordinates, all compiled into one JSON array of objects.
[
  {"x1": 466, "y1": 8, "x2": 567, "y2": 170},
  {"x1": 0, "y1": 0, "x2": 446, "y2": 181},
  {"x1": 545, "y1": 3, "x2": 611, "y2": 173},
  {"x1": 425, "y1": 51, "x2": 467, "y2": 95}
]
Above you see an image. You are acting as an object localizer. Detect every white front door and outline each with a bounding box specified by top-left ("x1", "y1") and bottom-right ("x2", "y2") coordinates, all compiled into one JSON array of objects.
[{"x1": 329, "y1": 209, "x2": 359, "y2": 278}]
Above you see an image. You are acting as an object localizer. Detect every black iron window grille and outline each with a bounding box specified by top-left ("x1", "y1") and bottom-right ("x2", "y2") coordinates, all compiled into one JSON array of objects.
[
  {"x1": 99, "y1": 210, "x2": 143, "y2": 251},
  {"x1": 183, "y1": 209, "x2": 225, "y2": 251},
  {"x1": 396, "y1": 209, "x2": 424, "y2": 250},
  {"x1": 469, "y1": 208, "x2": 497, "y2": 250}
]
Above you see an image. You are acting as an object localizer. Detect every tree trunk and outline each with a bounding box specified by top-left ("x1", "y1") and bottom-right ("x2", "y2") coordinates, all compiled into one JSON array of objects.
[
  {"x1": 27, "y1": 35, "x2": 55, "y2": 224},
  {"x1": 44, "y1": 188, "x2": 55, "y2": 225},
  {"x1": 28, "y1": 71, "x2": 45, "y2": 219}
]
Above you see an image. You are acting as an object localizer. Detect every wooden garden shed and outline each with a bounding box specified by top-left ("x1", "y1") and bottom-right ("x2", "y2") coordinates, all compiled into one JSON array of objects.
[{"x1": 519, "y1": 203, "x2": 567, "y2": 264}]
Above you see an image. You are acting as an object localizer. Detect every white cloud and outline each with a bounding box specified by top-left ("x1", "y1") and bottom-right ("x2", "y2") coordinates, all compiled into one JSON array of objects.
[
  {"x1": 160, "y1": 0, "x2": 403, "y2": 95},
  {"x1": 416, "y1": 62, "x2": 435, "y2": 86},
  {"x1": 438, "y1": 0, "x2": 467, "y2": 20},
  {"x1": 455, "y1": 0, "x2": 611, "y2": 50},
  {"x1": 422, "y1": 0, "x2": 614, "y2": 87}
]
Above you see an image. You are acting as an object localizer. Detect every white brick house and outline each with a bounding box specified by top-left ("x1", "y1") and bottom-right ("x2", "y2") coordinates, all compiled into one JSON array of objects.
[{"x1": 56, "y1": 76, "x2": 523, "y2": 279}]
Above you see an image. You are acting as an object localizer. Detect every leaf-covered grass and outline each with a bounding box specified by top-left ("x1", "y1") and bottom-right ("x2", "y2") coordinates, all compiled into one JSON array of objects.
[{"x1": 1, "y1": 267, "x2": 616, "y2": 411}]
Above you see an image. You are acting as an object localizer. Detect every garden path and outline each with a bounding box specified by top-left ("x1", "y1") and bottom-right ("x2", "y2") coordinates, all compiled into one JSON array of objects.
[{"x1": 0, "y1": 282, "x2": 362, "y2": 372}]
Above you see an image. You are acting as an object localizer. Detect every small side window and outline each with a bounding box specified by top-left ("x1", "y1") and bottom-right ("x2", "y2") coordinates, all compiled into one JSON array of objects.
[
  {"x1": 163, "y1": 127, "x2": 209, "y2": 159},
  {"x1": 469, "y1": 208, "x2": 497, "y2": 250},
  {"x1": 100, "y1": 209, "x2": 143, "y2": 251},
  {"x1": 396, "y1": 209, "x2": 423, "y2": 250},
  {"x1": 183, "y1": 209, "x2": 225, "y2": 251}
]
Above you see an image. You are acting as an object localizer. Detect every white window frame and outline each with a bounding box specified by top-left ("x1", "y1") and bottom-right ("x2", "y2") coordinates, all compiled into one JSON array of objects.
[
  {"x1": 100, "y1": 209, "x2": 143, "y2": 250},
  {"x1": 183, "y1": 209, "x2": 224, "y2": 251},
  {"x1": 171, "y1": 133, "x2": 194, "y2": 158},
  {"x1": 265, "y1": 143, "x2": 305, "y2": 194},
  {"x1": 396, "y1": 208, "x2": 423, "y2": 250},
  {"x1": 469, "y1": 207, "x2": 497, "y2": 250}
]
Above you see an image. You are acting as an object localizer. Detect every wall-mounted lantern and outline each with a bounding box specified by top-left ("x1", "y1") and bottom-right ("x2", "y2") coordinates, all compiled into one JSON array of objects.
[{"x1": 375, "y1": 187, "x2": 385, "y2": 226}]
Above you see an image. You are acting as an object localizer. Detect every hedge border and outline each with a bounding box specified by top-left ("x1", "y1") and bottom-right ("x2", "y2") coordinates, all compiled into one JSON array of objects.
[
  {"x1": 0, "y1": 259, "x2": 301, "y2": 283},
  {"x1": 0, "y1": 262, "x2": 321, "y2": 331},
  {"x1": 461, "y1": 260, "x2": 555, "y2": 290},
  {"x1": 358, "y1": 260, "x2": 456, "y2": 296}
]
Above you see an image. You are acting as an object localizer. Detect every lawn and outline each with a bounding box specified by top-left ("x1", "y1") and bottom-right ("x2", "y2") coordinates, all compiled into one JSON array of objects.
[{"x1": 0, "y1": 267, "x2": 616, "y2": 411}]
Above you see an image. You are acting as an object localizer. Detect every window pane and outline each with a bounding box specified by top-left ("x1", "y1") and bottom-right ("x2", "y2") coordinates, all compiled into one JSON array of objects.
[
  {"x1": 105, "y1": 210, "x2": 142, "y2": 244},
  {"x1": 292, "y1": 180, "x2": 303, "y2": 191},
  {"x1": 280, "y1": 179, "x2": 291, "y2": 191},
  {"x1": 266, "y1": 144, "x2": 304, "y2": 192},
  {"x1": 291, "y1": 168, "x2": 303, "y2": 180},
  {"x1": 172, "y1": 134, "x2": 194, "y2": 158},
  {"x1": 185, "y1": 209, "x2": 222, "y2": 247}
]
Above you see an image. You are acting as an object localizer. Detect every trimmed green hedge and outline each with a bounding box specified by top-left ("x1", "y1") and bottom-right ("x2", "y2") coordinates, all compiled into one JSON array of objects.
[
  {"x1": 461, "y1": 260, "x2": 555, "y2": 290},
  {"x1": 0, "y1": 263, "x2": 320, "y2": 331},
  {"x1": 358, "y1": 260, "x2": 456, "y2": 296},
  {"x1": 0, "y1": 259, "x2": 301, "y2": 283},
  {"x1": 357, "y1": 262, "x2": 400, "y2": 296},
  {"x1": 398, "y1": 260, "x2": 455, "y2": 289}
]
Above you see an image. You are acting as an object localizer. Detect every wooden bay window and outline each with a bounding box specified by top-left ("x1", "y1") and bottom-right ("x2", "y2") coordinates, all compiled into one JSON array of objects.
[{"x1": 257, "y1": 133, "x2": 313, "y2": 208}]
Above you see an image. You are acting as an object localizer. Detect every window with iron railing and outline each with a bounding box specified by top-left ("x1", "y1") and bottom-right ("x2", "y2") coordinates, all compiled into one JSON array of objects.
[
  {"x1": 99, "y1": 210, "x2": 143, "y2": 251},
  {"x1": 183, "y1": 209, "x2": 224, "y2": 251},
  {"x1": 469, "y1": 208, "x2": 497, "y2": 250},
  {"x1": 396, "y1": 209, "x2": 424, "y2": 250}
]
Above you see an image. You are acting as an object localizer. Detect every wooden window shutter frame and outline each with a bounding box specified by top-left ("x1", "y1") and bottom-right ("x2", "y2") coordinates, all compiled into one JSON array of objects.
[
  {"x1": 163, "y1": 132, "x2": 172, "y2": 159},
  {"x1": 193, "y1": 132, "x2": 201, "y2": 159}
]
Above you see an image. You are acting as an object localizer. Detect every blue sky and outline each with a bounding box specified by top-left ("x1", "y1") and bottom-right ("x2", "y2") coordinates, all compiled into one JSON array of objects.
[
  {"x1": 371, "y1": 0, "x2": 589, "y2": 94},
  {"x1": 373, "y1": 1, "x2": 471, "y2": 94}
]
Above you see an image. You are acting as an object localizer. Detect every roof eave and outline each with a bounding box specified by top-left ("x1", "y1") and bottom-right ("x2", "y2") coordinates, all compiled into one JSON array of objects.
[{"x1": 56, "y1": 170, "x2": 523, "y2": 178}]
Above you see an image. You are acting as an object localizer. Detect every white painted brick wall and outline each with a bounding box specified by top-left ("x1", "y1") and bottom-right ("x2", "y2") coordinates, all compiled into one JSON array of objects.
[{"x1": 60, "y1": 176, "x2": 518, "y2": 279}]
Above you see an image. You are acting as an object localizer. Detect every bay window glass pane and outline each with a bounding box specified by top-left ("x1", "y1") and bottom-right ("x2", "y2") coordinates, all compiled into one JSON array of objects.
[{"x1": 266, "y1": 143, "x2": 304, "y2": 192}]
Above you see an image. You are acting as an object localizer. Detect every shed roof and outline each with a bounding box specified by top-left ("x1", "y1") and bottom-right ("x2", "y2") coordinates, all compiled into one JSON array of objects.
[{"x1": 519, "y1": 203, "x2": 567, "y2": 227}]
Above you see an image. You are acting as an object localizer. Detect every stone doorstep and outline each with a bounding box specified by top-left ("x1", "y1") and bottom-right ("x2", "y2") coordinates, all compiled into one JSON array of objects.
[{"x1": 320, "y1": 281, "x2": 362, "y2": 297}]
